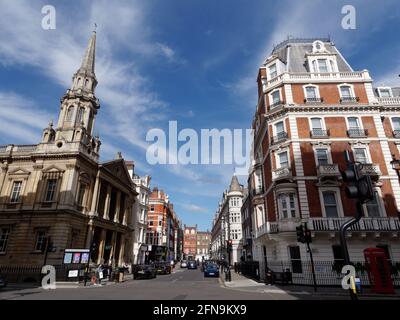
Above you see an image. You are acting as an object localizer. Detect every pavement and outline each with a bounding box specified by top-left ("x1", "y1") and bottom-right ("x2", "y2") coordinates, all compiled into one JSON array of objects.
[
  {"x1": 1, "y1": 266, "x2": 399, "y2": 300},
  {"x1": 220, "y1": 269, "x2": 400, "y2": 300}
]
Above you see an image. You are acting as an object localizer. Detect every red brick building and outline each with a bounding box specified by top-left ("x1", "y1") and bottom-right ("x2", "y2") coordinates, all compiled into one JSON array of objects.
[
  {"x1": 248, "y1": 38, "x2": 400, "y2": 282},
  {"x1": 183, "y1": 225, "x2": 197, "y2": 260},
  {"x1": 146, "y1": 187, "x2": 180, "y2": 262}
]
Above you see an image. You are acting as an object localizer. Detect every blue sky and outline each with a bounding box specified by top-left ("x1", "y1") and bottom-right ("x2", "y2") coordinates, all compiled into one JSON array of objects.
[{"x1": 0, "y1": 0, "x2": 399, "y2": 230}]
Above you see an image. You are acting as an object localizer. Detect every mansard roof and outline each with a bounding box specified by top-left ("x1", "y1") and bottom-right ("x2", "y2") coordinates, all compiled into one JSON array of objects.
[{"x1": 267, "y1": 37, "x2": 353, "y2": 73}]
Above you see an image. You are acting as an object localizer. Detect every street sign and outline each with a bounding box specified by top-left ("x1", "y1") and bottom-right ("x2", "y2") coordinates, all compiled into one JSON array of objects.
[{"x1": 68, "y1": 270, "x2": 79, "y2": 277}]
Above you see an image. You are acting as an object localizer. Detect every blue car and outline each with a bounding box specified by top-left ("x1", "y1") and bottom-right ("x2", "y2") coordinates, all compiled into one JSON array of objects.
[{"x1": 204, "y1": 264, "x2": 219, "y2": 277}]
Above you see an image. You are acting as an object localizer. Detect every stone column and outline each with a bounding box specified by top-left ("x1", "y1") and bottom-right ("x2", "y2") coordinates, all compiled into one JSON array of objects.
[
  {"x1": 109, "y1": 231, "x2": 117, "y2": 267},
  {"x1": 104, "y1": 184, "x2": 112, "y2": 219},
  {"x1": 90, "y1": 174, "x2": 101, "y2": 215},
  {"x1": 96, "y1": 229, "x2": 107, "y2": 264},
  {"x1": 85, "y1": 221, "x2": 95, "y2": 248},
  {"x1": 118, "y1": 235, "x2": 125, "y2": 266},
  {"x1": 114, "y1": 191, "x2": 121, "y2": 223}
]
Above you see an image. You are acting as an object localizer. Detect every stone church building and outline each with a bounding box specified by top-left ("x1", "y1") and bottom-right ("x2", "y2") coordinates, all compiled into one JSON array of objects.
[{"x1": 0, "y1": 31, "x2": 138, "y2": 271}]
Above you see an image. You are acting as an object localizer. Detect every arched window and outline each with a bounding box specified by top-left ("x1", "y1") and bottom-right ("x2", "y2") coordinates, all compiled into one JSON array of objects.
[
  {"x1": 85, "y1": 79, "x2": 90, "y2": 88},
  {"x1": 65, "y1": 106, "x2": 74, "y2": 121},
  {"x1": 77, "y1": 107, "x2": 85, "y2": 124}
]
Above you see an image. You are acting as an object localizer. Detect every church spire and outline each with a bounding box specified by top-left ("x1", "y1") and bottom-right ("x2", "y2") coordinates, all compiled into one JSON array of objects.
[
  {"x1": 70, "y1": 31, "x2": 98, "y2": 94},
  {"x1": 79, "y1": 31, "x2": 96, "y2": 76},
  {"x1": 53, "y1": 30, "x2": 101, "y2": 161}
]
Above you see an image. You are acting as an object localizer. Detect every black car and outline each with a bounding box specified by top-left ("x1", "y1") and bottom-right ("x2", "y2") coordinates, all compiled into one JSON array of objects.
[
  {"x1": 133, "y1": 264, "x2": 157, "y2": 279},
  {"x1": 204, "y1": 264, "x2": 219, "y2": 277},
  {"x1": 187, "y1": 260, "x2": 197, "y2": 269},
  {"x1": 154, "y1": 262, "x2": 172, "y2": 275},
  {"x1": 0, "y1": 275, "x2": 7, "y2": 289}
]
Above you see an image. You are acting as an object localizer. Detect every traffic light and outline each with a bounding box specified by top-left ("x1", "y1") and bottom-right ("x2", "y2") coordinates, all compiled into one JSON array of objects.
[
  {"x1": 296, "y1": 225, "x2": 305, "y2": 243},
  {"x1": 91, "y1": 242, "x2": 97, "y2": 254},
  {"x1": 226, "y1": 239, "x2": 233, "y2": 252},
  {"x1": 304, "y1": 228, "x2": 312, "y2": 244},
  {"x1": 342, "y1": 163, "x2": 374, "y2": 202}
]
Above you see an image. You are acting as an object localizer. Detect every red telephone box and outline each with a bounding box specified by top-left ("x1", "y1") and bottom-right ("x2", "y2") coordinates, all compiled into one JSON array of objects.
[{"x1": 364, "y1": 248, "x2": 395, "y2": 294}]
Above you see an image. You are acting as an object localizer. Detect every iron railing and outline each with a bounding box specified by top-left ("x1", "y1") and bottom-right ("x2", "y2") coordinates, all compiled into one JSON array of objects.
[
  {"x1": 271, "y1": 132, "x2": 288, "y2": 145},
  {"x1": 347, "y1": 128, "x2": 368, "y2": 137},
  {"x1": 266, "y1": 260, "x2": 400, "y2": 287},
  {"x1": 340, "y1": 96, "x2": 360, "y2": 103},
  {"x1": 310, "y1": 129, "x2": 329, "y2": 138}
]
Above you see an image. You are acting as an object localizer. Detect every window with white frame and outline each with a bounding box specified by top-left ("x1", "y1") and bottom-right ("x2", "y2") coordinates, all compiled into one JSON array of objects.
[
  {"x1": 317, "y1": 59, "x2": 329, "y2": 72},
  {"x1": 353, "y1": 148, "x2": 369, "y2": 164},
  {"x1": 10, "y1": 181, "x2": 22, "y2": 203},
  {"x1": 271, "y1": 90, "x2": 281, "y2": 106},
  {"x1": 378, "y1": 88, "x2": 392, "y2": 98},
  {"x1": 0, "y1": 227, "x2": 10, "y2": 253},
  {"x1": 311, "y1": 118, "x2": 323, "y2": 129},
  {"x1": 274, "y1": 121, "x2": 285, "y2": 137},
  {"x1": 348, "y1": 117, "x2": 361, "y2": 130},
  {"x1": 316, "y1": 148, "x2": 329, "y2": 165},
  {"x1": 322, "y1": 191, "x2": 339, "y2": 218},
  {"x1": 305, "y1": 86, "x2": 317, "y2": 99},
  {"x1": 340, "y1": 85, "x2": 353, "y2": 98},
  {"x1": 392, "y1": 117, "x2": 400, "y2": 131},
  {"x1": 365, "y1": 191, "x2": 383, "y2": 217},
  {"x1": 256, "y1": 205, "x2": 264, "y2": 228},
  {"x1": 277, "y1": 151, "x2": 289, "y2": 168},
  {"x1": 278, "y1": 193, "x2": 297, "y2": 219},
  {"x1": 269, "y1": 63, "x2": 277, "y2": 79}
]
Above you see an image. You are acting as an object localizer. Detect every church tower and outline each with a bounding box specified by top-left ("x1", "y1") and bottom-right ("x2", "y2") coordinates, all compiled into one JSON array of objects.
[{"x1": 43, "y1": 31, "x2": 101, "y2": 160}]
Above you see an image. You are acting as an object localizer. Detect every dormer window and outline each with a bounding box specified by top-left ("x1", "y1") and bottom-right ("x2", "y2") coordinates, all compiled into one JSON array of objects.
[
  {"x1": 378, "y1": 88, "x2": 392, "y2": 98},
  {"x1": 317, "y1": 59, "x2": 328, "y2": 73},
  {"x1": 269, "y1": 63, "x2": 277, "y2": 79}
]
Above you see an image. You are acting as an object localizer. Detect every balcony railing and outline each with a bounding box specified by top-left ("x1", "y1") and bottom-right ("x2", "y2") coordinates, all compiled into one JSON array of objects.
[
  {"x1": 0, "y1": 144, "x2": 37, "y2": 154},
  {"x1": 347, "y1": 128, "x2": 368, "y2": 138},
  {"x1": 270, "y1": 100, "x2": 285, "y2": 109},
  {"x1": 272, "y1": 167, "x2": 292, "y2": 181},
  {"x1": 377, "y1": 97, "x2": 400, "y2": 105},
  {"x1": 393, "y1": 130, "x2": 400, "y2": 138},
  {"x1": 310, "y1": 129, "x2": 330, "y2": 138},
  {"x1": 255, "y1": 222, "x2": 279, "y2": 238},
  {"x1": 261, "y1": 71, "x2": 371, "y2": 91},
  {"x1": 309, "y1": 217, "x2": 400, "y2": 232},
  {"x1": 340, "y1": 96, "x2": 360, "y2": 104},
  {"x1": 317, "y1": 164, "x2": 341, "y2": 178},
  {"x1": 304, "y1": 97, "x2": 323, "y2": 103},
  {"x1": 271, "y1": 131, "x2": 288, "y2": 145},
  {"x1": 359, "y1": 163, "x2": 381, "y2": 178}
]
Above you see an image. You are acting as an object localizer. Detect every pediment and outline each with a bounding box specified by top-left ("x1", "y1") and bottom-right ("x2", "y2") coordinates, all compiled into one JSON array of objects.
[
  {"x1": 101, "y1": 159, "x2": 133, "y2": 187},
  {"x1": 42, "y1": 165, "x2": 65, "y2": 173},
  {"x1": 8, "y1": 168, "x2": 31, "y2": 176}
]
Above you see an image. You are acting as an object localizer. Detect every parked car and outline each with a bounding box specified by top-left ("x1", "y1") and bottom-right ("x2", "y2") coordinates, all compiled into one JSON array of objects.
[
  {"x1": 154, "y1": 262, "x2": 172, "y2": 275},
  {"x1": 0, "y1": 275, "x2": 7, "y2": 289},
  {"x1": 133, "y1": 264, "x2": 157, "y2": 280},
  {"x1": 187, "y1": 260, "x2": 197, "y2": 269},
  {"x1": 204, "y1": 264, "x2": 219, "y2": 277},
  {"x1": 180, "y1": 260, "x2": 188, "y2": 268}
]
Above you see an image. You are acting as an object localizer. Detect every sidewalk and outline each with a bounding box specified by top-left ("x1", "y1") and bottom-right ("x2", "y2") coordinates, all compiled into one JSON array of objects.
[{"x1": 221, "y1": 271, "x2": 400, "y2": 299}]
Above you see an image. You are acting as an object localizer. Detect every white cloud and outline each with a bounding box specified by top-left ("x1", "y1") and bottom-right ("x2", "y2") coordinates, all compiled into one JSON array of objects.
[
  {"x1": 180, "y1": 203, "x2": 209, "y2": 213},
  {"x1": 0, "y1": 92, "x2": 52, "y2": 144}
]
